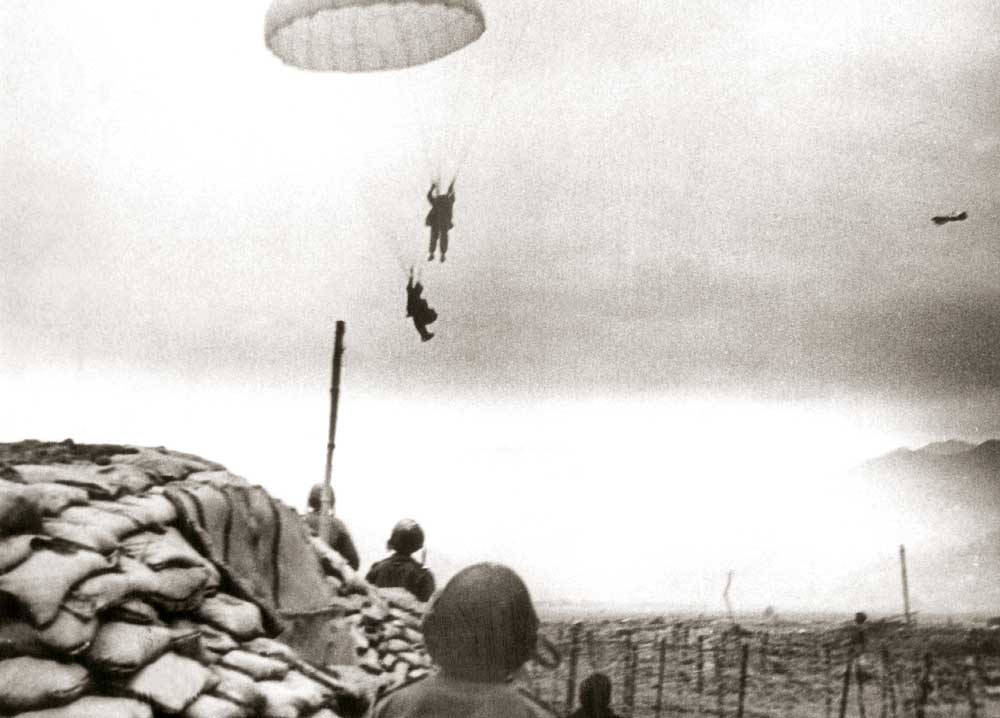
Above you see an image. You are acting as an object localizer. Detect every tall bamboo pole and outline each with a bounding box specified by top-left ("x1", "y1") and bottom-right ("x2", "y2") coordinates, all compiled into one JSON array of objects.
[{"x1": 319, "y1": 321, "x2": 346, "y2": 543}]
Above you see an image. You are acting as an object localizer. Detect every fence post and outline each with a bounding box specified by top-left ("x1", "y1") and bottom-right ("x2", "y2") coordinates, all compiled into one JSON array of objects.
[
  {"x1": 966, "y1": 656, "x2": 979, "y2": 718},
  {"x1": 881, "y1": 645, "x2": 897, "y2": 718},
  {"x1": 654, "y1": 633, "x2": 667, "y2": 718},
  {"x1": 697, "y1": 635, "x2": 705, "y2": 716},
  {"x1": 564, "y1": 621, "x2": 582, "y2": 715},
  {"x1": 915, "y1": 653, "x2": 933, "y2": 718},
  {"x1": 630, "y1": 632, "x2": 640, "y2": 717},
  {"x1": 714, "y1": 642, "x2": 725, "y2": 718},
  {"x1": 737, "y1": 642, "x2": 749, "y2": 718},
  {"x1": 839, "y1": 649, "x2": 855, "y2": 718},
  {"x1": 855, "y1": 654, "x2": 867, "y2": 718},
  {"x1": 825, "y1": 645, "x2": 833, "y2": 718},
  {"x1": 622, "y1": 630, "x2": 636, "y2": 718}
]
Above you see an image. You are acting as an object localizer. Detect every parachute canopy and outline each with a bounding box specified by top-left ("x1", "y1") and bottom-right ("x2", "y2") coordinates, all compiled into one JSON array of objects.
[{"x1": 265, "y1": 0, "x2": 486, "y2": 72}]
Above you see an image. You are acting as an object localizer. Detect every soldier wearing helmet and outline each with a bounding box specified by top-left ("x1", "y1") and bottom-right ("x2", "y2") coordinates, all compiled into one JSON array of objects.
[
  {"x1": 372, "y1": 562, "x2": 556, "y2": 718},
  {"x1": 304, "y1": 484, "x2": 360, "y2": 571},
  {"x1": 365, "y1": 519, "x2": 435, "y2": 602}
]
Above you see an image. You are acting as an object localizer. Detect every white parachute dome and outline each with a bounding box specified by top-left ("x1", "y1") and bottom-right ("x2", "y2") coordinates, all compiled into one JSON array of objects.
[{"x1": 265, "y1": 0, "x2": 487, "y2": 72}]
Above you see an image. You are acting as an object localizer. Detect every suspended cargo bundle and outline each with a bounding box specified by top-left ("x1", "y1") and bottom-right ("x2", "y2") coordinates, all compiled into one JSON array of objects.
[{"x1": 264, "y1": 0, "x2": 486, "y2": 72}]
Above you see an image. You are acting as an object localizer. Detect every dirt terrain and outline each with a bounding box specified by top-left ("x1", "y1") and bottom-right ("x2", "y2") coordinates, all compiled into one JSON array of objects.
[{"x1": 521, "y1": 616, "x2": 1000, "y2": 718}]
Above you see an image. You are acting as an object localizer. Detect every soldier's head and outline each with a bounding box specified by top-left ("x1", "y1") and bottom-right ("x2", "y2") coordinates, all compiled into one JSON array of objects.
[
  {"x1": 579, "y1": 672, "x2": 614, "y2": 714},
  {"x1": 387, "y1": 519, "x2": 424, "y2": 556},
  {"x1": 422, "y1": 562, "x2": 539, "y2": 682},
  {"x1": 308, "y1": 484, "x2": 334, "y2": 512}
]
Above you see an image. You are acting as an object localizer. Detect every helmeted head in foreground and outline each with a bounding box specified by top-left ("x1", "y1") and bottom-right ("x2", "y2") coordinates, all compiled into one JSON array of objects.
[
  {"x1": 422, "y1": 562, "x2": 539, "y2": 682},
  {"x1": 579, "y1": 672, "x2": 614, "y2": 717},
  {"x1": 387, "y1": 519, "x2": 425, "y2": 555},
  {"x1": 307, "y1": 484, "x2": 334, "y2": 512}
]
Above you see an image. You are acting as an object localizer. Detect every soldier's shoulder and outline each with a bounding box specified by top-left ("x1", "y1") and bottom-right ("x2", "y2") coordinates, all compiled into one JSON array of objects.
[{"x1": 372, "y1": 672, "x2": 431, "y2": 716}]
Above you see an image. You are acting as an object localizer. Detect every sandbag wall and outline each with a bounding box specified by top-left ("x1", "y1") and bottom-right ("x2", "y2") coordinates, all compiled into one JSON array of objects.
[{"x1": 0, "y1": 440, "x2": 431, "y2": 718}]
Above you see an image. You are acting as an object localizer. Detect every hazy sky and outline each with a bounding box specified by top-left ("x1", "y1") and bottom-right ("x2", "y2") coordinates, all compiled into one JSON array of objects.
[{"x1": 2, "y1": 0, "x2": 999, "y2": 609}]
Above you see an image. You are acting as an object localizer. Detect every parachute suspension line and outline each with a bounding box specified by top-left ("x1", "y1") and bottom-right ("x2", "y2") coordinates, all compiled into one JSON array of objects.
[
  {"x1": 449, "y1": 0, "x2": 547, "y2": 181},
  {"x1": 389, "y1": 70, "x2": 437, "y2": 182},
  {"x1": 388, "y1": 10, "x2": 437, "y2": 182},
  {"x1": 357, "y1": 197, "x2": 413, "y2": 280}
]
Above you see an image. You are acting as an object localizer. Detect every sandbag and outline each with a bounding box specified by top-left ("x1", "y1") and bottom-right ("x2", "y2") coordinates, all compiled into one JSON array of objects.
[
  {"x1": 85, "y1": 621, "x2": 174, "y2": 673},
  {"x1": 197, "y1": 594, "x2": 264, "y2": 641},
  {"x1": 42, "y1": 519, "x2": 119, "y2": 554},
  {"x1": 121, "y1": 528, "x2": 215, "y2": 573},
  {"x1": 243, "y1": 637, "x2": 297, "y2": 662},
  {"x1": 219, "y1": 650, "x2": 289, "y2": 681},
  {"x1": 0, "y1": 608, "x2": 98, "y2": 656},
  {"x1": 184, "y1": 693, "x2": 248, "y2": 718},
  {"x1": 104, "y1": 598, "x2": 160, "y2": 625},
  {"x1": 303, "y1": 710, "x2": 341, "y2": 718},
  {"x1": 89, "y1": 493, "x2": 177, "y2": 530},
  {"x1": 12, "y1": 695, "x2": 153, "y2": 718},
  {"x1": 210, "y1": 666, "x2": 266, "y2": 712},
  {"x1": 111, "y1": 448, "x2": 223, "y2": 480},
  {"x1": 0, "y1": 480, "x2": 88, "y2": 517},
  {"x1": 11, "y1": 464, "x2": 149, "y2": 500},
  {"x1": 146, "y1": 566, "x2": 215, "y2": 612},
  {"x1": 56, "y1": 506, "x2": 143, "y2": 540},
  {"x1": 255, "y1": 670, "x2": 328, "y2": 718},
  {"x1": 0, "y1": 491, "x2": 43, "y2": 537},
  {"x1": 0, "y1": 656, "x2": 89, "y2": 712},
  {"x1": 64, "y1": 556, "x2": 160, "y2": 619},
  {"x1": 167, "y1": 620, "x2": 237, "y2": 661},
  {"x1": 0, "y1": 535, "x2": 48, "y2": 572},
  {"x1": 186, "y1": 471, "x2": 251, "y2": 488},
  {"x1": 0, "y1": 546, "x2": 114, "y2": 626},
  {"x1": 118, "y1": 652, "x2": 214, "y2": 715}
]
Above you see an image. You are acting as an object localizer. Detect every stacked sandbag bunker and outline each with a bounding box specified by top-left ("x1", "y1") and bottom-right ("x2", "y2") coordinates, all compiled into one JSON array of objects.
[{"x1": 0, "y1": 440, "x2": 432, "y2": 718}]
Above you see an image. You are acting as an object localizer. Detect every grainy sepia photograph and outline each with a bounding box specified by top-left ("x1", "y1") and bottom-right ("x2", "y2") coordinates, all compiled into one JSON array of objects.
[{"x1": 1, "y1": 1, "x2": 999, "y2": 716}]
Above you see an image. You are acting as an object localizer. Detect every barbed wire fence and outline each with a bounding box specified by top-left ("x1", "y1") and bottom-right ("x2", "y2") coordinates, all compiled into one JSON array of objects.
[{"x1": 520, "y1": 620, "x2": 1000, "y2": 718}]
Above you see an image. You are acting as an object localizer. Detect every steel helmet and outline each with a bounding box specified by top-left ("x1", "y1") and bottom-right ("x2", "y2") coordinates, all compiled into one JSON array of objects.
[
  {"x1": 308, "y1": 484, "x2": 334, "y2": 511},
  {"x1": 388, "y1": 519, "x2": 424, "y2": 555},
  {"x1": 422, "y1": 562, "x2": 539, "y2": 681}
]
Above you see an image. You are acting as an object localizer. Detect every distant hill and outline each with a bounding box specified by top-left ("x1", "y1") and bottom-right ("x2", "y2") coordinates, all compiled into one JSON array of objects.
[
  {"x1": 916, "y1": 440, "x2": 977, "y2": 456},
  {"x1": 833, "y1": 440, "x2": 1000, "y2": 614},
  {"x1": 851, "y1": 439, "x2": 1000, "y2": 539}
]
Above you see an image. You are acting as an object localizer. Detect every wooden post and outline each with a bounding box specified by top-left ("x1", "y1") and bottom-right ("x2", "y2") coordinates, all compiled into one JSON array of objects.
[
  {"x1": 760, "y1": 631, "x2": 769, "y2": 674},
  {"x1": 623, "y1": 630, "x2": 636, "y2": 718},
  {"x1": 714, "y1": 642, "x2": 725, "y2": 718},
  {"x1": 696, "y1": 635, "x2": 705, "y2": 716},
  {"x1": 825, "y1": 645, "x2": 833, "y2": 718},
  {"x1": 878, "y1": 647, "x2": 888, "y2": 718},
  {"x1": 564, "y1": 621, "x2": 582, "y2": 714},
  {"x1": 855, "y1": 654, "x2": 867, "y2": 718},
  {"x1": 915, "y1": 653, "x2": 933, "y2": 718},
  {"x1": 966, "y1": 657, "x2": 979, "y2": 718},
  {"x1": 737, "y1": 643, "x2": 749, "y2": 718},
  {"x1": 319, "y1": 321, "x2": 346, "y2": 542},
  {"x1": 629, "y1": 632, "x2": 639, "y2": 717},
  {"x1": 654, "y1": 634, "x2": 667, "y2": 718},
  {"x1": 839, "y1": 650, "x2": 855, "y2": 718},
  {"x1": 550, "y1": 625, "x2": 563, "y2": 710},
  {"x1": 899, "y1": 545, "x2": 912, "y2": 625}
]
